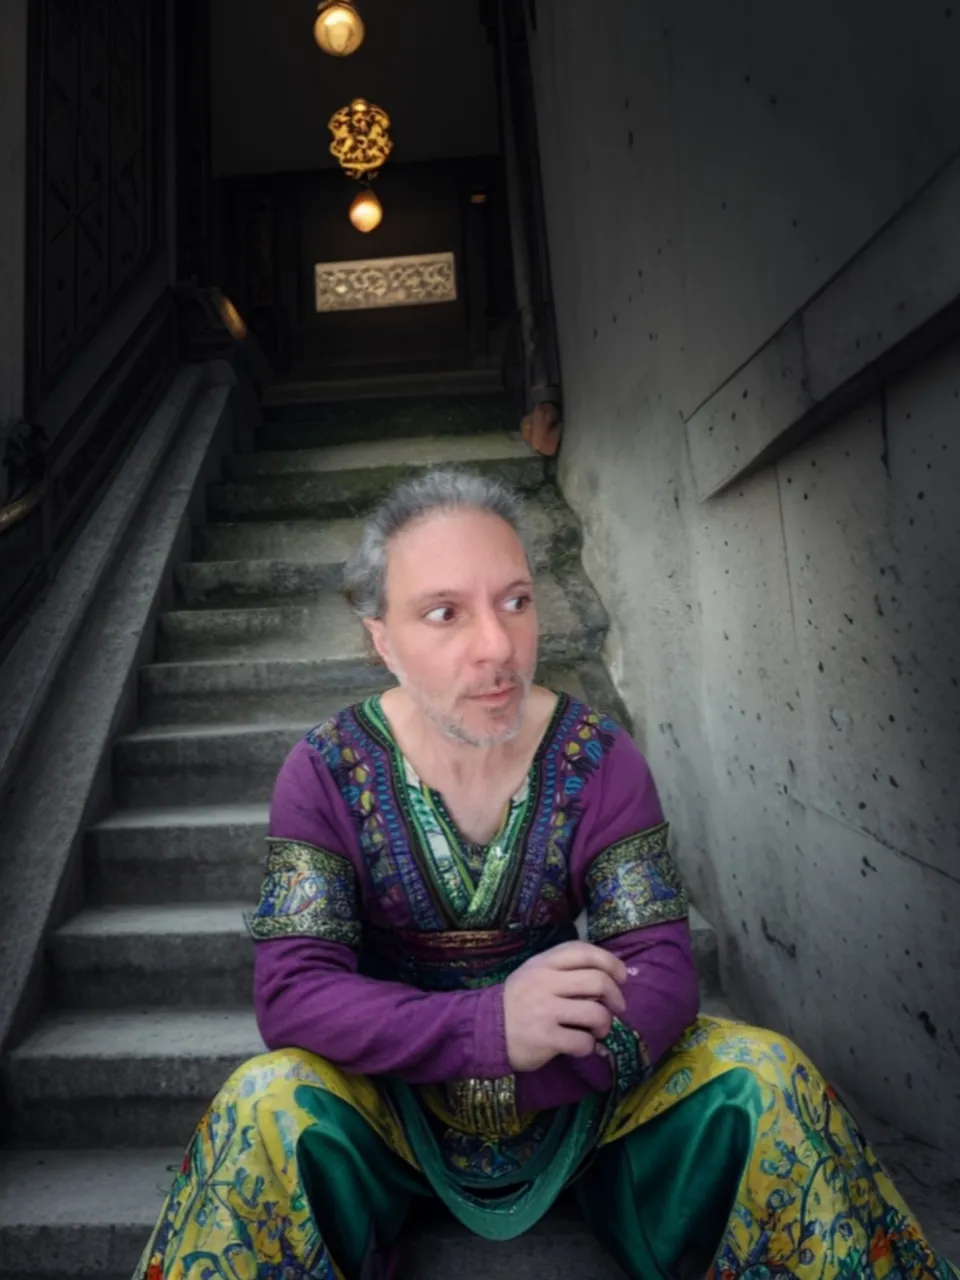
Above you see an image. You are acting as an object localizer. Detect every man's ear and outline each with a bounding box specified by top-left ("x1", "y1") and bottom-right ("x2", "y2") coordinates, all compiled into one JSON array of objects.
[{"x1": 363, "y1": 617, "x2": 395, "y2": 672}]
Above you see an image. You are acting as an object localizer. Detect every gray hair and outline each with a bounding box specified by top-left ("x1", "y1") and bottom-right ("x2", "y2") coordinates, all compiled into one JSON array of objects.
[{"x1": 342, "y1": 468, "x2": 529, "y2": 620}]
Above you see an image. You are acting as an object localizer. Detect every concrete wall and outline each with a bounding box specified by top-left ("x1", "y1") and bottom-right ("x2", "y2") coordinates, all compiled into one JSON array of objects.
[
  {"x1": 528, "y1": 0, "x2": 960, "y2": 1147},
  {"x1": 210, "y1": 0, "x2": 499, "y2": 177}
]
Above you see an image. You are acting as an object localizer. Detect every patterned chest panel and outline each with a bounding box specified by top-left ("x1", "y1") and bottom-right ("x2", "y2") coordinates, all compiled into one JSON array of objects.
[
  {"x1": 306, "y1": 708, "x2": 442, "y2": 931},
  {"x1": 305, "y1": 696, "x2": 619, "y2": 933}
]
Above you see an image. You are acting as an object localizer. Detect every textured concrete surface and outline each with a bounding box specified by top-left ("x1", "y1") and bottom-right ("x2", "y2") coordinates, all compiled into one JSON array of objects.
[
  {"x1": 50, "y1": 903, "x2": 254, "y2": 1008},
  {"x1": 0, "y1": 367, "x2": 204, "y2": 804},
  {"x1": 138, "y1": 656, "x2": 385, "y2": 725},
  {"x1": 225, "y1": 432, "x2": 532, "y2": 478},
  {"x1": 196, "y1": 488, "x2": 578, "y2": 576},
  {"x1": 209, "y1": 445, "x2": 546, "y2": 520},
  {"x1": 686, "y1": 155, "x2": 960, "y2": 498},
  {"x1": 86, "y1": 803, "x2": 269, "y2": 905},
  {"x1": 0, "y1": 380, "x2": 231, "y2": 1053},
  {"x1": 3, "y1": 1009, "x2": 263, "y2": 1147},
  {"x1": 137, "y1": 657, "x2": 597, "y2": 728},
  {"x1": 157, "y1": 569, "x2": 607, "y2": 667},
  {"x1": 531, "y1": 1, "x2": 960, "y2": 1151},
  {"x1": 113, "y1": 721, "x2": 311, "y2": 807}
]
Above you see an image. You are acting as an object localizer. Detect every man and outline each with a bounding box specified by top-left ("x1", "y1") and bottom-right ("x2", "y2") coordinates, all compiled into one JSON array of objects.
[{"x1": 138, "y1": 469, "x2": 957, "y2": 1280}]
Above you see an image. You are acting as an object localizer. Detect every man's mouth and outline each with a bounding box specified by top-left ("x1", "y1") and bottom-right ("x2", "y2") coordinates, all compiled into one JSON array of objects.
[{"x1": 468, "y1": 685, "x2": 518, "y2": 703}]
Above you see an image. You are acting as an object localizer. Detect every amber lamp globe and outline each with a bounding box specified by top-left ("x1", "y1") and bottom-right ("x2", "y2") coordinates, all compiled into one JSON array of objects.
[
  {"x1": 313, "y1": 2, "x2": 365, "y2": 56},
  {"x1": 349, "y1": 187, "x2": 383, "y2": 232}
]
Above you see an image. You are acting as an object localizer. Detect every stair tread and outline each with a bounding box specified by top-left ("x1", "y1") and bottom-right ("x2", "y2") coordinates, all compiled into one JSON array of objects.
[
  {"x1": 9, "y1": 1007, "x2": 262, "y2": 1063},
  {"x1": 117, "y1": 719, "x2": 310, "y2": 745},
  {"x1": 158, "y1": 570, "x2": 602, "y2": 664},
  {"x1": 93, "y1": 802, "x2": 269, "y2": 831},
  {"x1": 196, "y1": 490, "x2": 571, "y2": 568},
  {"x1": 263, "y1": 369, "x2": 505, "y2": 405},
  {"x1": 232, "y1": 432, "x2": 530, "y2": 477},
  {"x1": 55, "y1": 902, "x2": 250, "y2": 939},
  {"x1": 0, "y1": 1148, "x2": 182, "y2": 1229}
]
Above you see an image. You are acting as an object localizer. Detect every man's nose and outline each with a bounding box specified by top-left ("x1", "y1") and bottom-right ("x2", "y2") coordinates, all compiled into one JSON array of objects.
[{"x1": 471, "y1": 607, "x2": 514, "y2": 663}]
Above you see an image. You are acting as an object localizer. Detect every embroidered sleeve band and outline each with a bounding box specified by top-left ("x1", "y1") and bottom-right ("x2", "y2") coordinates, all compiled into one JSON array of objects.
[
  {"x1": 246, "y1": 839, "x2": 361, "y2": 949},
  {"x1": 584, "y1": 823, "x2": 688, "y2": 943}
]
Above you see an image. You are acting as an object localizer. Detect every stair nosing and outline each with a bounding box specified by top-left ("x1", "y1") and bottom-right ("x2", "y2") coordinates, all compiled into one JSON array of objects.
[{"x1": 91, "y1": 802, "x2": 270, "y2": 832}]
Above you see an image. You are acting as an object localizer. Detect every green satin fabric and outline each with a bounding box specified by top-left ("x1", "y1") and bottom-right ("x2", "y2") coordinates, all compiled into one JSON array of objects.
[
  {"x1": 383, "y1": 1078, "x2": 606, "y2": 1240},
  {"x1": 295, "y1": 1084, "x2": 423, "y2": 1276},
  {"x1": 293, "y1": 1071, "x2": 759, "y2": 1275},
  {"x1": 578, "y1": 1069, "x2": 761, "y2": 1278}
]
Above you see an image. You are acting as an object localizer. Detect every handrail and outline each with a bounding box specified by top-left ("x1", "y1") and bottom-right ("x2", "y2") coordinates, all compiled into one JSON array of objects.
[{"x1": 0, "y1": 484, "x2": 44, "y2": 536}]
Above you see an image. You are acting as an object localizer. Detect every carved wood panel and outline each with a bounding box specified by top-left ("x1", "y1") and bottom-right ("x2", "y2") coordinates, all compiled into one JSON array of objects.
[{"x1": 30, "y1": 0, "x2": 164, "y2": 405}]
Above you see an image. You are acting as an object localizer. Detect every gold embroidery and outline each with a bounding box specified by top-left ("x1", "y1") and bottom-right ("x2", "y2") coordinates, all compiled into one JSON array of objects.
[
  {"x1": 441, "y1": 1075, "x2": 522, "y2": 1138},
  {"x1": 245, "y1": 839, "x2": 361, "y2": 949},
  {"x1": 585, "y1": 823, "x2": 688, "y2": 943}
]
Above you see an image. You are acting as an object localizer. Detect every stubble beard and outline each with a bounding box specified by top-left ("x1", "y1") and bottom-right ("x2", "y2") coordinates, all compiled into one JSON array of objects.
[{"x1": 390, "y1": 658, "x2": 534, "y2": 749}]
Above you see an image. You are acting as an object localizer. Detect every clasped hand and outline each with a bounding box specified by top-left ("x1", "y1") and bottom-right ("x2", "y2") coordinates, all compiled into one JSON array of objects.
[{"x1": 503, "y1": 941, "x2": 627, "y2": 1071}]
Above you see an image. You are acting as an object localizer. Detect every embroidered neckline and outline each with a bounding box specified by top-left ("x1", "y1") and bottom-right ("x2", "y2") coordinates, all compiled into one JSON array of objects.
[{"x1": 361, "y1": 692, "x2": 569, "y2": 927}]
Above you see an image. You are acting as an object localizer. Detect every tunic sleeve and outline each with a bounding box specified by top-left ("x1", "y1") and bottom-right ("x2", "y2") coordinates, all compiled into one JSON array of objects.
[
  {"x1": 515, "y1": 728, "x2": 699, "y2": 1114},
  {"x1": 251, "y1": 737, "x2": 510, "y2": 1083}
]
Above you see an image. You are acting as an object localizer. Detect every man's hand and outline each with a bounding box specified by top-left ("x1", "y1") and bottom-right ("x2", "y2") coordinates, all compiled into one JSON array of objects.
[{"x1": 503, "y1": 941, "x2": 627, "y2": 1072}]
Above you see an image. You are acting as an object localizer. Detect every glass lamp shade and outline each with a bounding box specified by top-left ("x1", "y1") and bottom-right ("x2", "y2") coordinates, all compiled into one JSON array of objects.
[
  {"x1": 314, "y1": 3, "x2": 365, "y2": 56},
  {"x1": 349, "y1": 187, "x2": 383, "y2": 232}
]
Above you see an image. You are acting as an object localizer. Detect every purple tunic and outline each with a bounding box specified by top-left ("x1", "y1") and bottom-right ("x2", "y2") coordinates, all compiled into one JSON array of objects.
[{"x1": 252, "y1": 695, "x2": 698, "y2": 1114}]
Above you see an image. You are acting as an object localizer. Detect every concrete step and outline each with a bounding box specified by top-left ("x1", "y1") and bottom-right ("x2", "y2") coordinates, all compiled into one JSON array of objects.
[
  {"x1": 113, "y1": 721, "x2": 308, "y2": 807},
  {"x1": 177, "y1": 538, "x2": 583, "y2": 615},
  {"x1": 2, "y1": 1009, "x2": 263, "y2": 1148},
  {"x1": 46, "y1": 902, "x2": 721, "y2": 1010},
  {"x1": 194, "y1": 487, "x2": 580, "y2": 578},
  {"x1": 138, "y1": 655, "x2": 385, "y2": 725},
  {"x1": 86, "y1": 803, "x2": 268, "y2": 905},
  {"x1": 156, "y1": 571, "x2": 607, "y2": 666},
  {"x1": 259, "y1": 373, "x2": 513, "y2": 451},
  {"x1": 176, "y1": 557, "x2": 345, "y2": 606},
  {"x1": 0, "y1": 1150, "x2": 626, "y2": 1280},
  {"x1": 208, "y1": 434, "x2": 544, "y2": 520},
  {"x1": 224, "y1": 434, "x2": 534, "y2": 481},
  {"x1": 49, "y1": 904, "x2": 254, "y2": 1008},
  {"x1": 138, "y1": 656, "x2": 597, "y2": 727},
  {"x1": 263, "y1": 367, "x2": 505, "y2": 407},
  {"x1": 0, "y1": 1148, "x2": 185, "y2": 1280},
  {"x1": 258, "y1": 392, "x2": 518, "y2": 449}
]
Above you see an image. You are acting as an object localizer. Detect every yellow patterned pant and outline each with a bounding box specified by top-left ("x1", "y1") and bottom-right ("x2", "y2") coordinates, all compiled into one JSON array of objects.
[{"x1": 136, "y1": 1017, "x2": 958, "y2": 1280}]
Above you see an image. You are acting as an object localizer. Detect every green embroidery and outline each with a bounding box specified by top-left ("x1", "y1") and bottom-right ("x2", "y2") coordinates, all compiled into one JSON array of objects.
[
  {"x1": 365, "y1": 694, "x2": 531, "y2": 929},
  {"x1": 404, "y1": 762, "x2": 531, "y2": 928},
  {"x1": 246, "y1": 839, "x2": 361, "y2": 948},
  {"x1": 585, "y1": 823, "x2": 688, "y2": 943},
  {"x1": 602, "y1": 1016, "x2": 652, "y2": 1107}
]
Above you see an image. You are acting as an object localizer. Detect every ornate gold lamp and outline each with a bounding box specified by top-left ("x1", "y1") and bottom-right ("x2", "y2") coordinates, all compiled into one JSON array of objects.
[
  {"x1": 328, "y1": 97, "x2": 394, "y2": 232},
  {"x1": 313, "y1": 2, "x2": 365, "y2": 56}
]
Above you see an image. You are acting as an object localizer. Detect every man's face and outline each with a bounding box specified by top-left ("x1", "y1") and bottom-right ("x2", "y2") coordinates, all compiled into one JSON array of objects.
[{"x1": 365, "y1": 508, "x2": 539, "y2": 747}]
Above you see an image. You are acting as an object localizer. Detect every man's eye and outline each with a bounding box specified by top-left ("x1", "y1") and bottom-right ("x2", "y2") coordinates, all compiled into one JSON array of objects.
[
  {"x1": 425, "y1": 606, "x2": 455, "y2": 623},
  {"x1": 504, "y1": 594, "x2": 532, "y2": 613}
]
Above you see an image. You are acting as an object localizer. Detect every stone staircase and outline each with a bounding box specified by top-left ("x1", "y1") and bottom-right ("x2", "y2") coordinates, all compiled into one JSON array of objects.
[{"x1": 0, "y1": 370, "x2": 737, "y2": 1278}]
